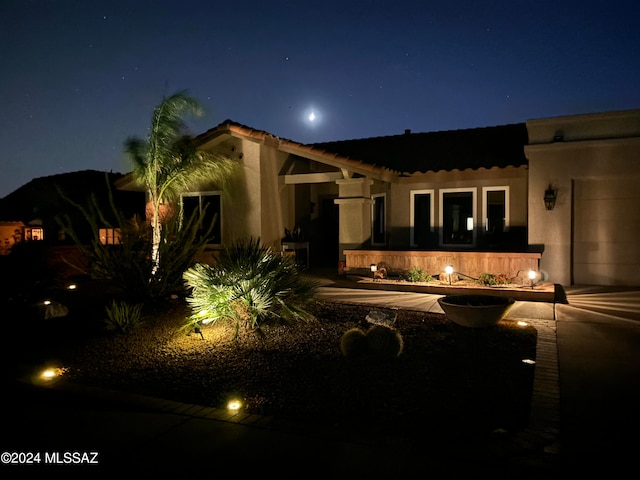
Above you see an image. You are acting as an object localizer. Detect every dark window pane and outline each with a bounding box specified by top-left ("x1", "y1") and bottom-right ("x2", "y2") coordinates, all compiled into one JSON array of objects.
[
  {"x1": 201, "y1": 194, "x2": 221, "y2": 244},
  {"x1": 182, "y1": 194, "x2": 221, "y2": 244},
  {"x1": 486, "y1": 190, "x2": 505, "y2": 233},
  {"x1": 372, "y1": 196, "x2": 385, "y2": 244},
  {"x1": 443, "y1": 192, "x2": 473, "y2": 245},
  {"x1": 414, "y1": 193, "x2": 431, "y2": 247}
]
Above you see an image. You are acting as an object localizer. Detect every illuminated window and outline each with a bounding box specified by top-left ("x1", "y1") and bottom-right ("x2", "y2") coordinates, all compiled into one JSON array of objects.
[
  {"x1": 410, "y1": 189, "x2": 434, "y2": 247},
  {"x1": 371, "y1": 193, "x2": 386, "y2": 246},
  {"x1": 182, "y1": 192, "x2": 222, "y2": 245},
  {"x1": 440, "y1": 188, "x2": 477, "y2": 246},
  {"x1": 29, "y1": 227, "x2": 44, "y2": 241},
  {"x1": 99, "y1": 228, "x2": 121, "y2": 245}
]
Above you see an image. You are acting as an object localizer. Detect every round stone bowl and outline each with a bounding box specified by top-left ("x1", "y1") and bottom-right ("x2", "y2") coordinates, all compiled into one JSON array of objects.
[{"x1": 437, "y1": 294, "x2": 515, "y2": 328}]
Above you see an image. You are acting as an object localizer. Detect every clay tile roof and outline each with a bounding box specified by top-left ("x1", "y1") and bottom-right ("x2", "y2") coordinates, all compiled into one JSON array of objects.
[
  {"x1": 196, "y1": 120, "x2": 528, "y2": 175},
  {"x1": 310, "y1": 123, "x2": 529, "y2": 174}
]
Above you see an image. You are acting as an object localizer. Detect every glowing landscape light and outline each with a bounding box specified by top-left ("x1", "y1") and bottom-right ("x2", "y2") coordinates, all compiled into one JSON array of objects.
[
  {"x1": 521, "y1": 358, "x2": 536, "y2": 365},
  {"x1": 39, "y1": 367, "x2": 67, "y2": 380},
  {"x1": 444, "y1": 265, "x2": 454, "y2": 285},
  {"x1": 227, "y1": 399, "x2": 242, "y2": 411}
]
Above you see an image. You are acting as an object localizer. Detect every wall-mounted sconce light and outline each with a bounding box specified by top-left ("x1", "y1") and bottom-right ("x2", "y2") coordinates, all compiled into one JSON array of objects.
[
  {"x1": 370, "y1": 263, "x2": 377, "y2": 279},
  {"x1": 544, "y1": 184, "x2": 557, "y2": 211}
]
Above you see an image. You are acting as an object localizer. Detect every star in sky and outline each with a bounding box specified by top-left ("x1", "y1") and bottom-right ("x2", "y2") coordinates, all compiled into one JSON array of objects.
[{"x1": 0, "y1": 0, "x2": 638, "y2": 198}]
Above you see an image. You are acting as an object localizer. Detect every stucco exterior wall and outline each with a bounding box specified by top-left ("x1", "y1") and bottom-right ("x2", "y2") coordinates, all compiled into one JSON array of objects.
[
  {"x1": 389, "y1": 166, "x2": 528, "y2": 249},
  {"x1": 526, "y1": 109, "x2": 640, "y2": 286},
  {"x1": 217, "y1": 137, "x2": 296, "y2": 252},
  {"x1": 259, "y1": 140, "x2": 291, "y2": 251}
]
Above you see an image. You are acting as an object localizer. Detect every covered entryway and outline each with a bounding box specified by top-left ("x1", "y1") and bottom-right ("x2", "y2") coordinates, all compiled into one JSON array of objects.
[{"x1": 573, "y1": 177, "x2": 640, "y2": 286}]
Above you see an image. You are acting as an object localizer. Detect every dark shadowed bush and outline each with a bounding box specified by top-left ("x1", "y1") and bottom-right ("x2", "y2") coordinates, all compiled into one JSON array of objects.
[
  {"x1": 366, "y1": 324, "x2": 404, "y2": 358},
  {"x1": 56, "y1": 176, "x2": 214, "y2": 301},
  {"x1": 340, "y1": 327, "x2": 368, "y2": 358}
]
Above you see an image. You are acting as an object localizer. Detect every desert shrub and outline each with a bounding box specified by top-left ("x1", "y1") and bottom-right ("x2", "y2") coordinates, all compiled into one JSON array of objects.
[
  {"x1": 404, "y1": 267, "x2": 432, "y2": 283},
  {"x1": 340, "y1": 327, "x2": 368, "y2": 358},
  {"x1": 56, "y1": 176, "x2": 212, "y2": 301},
  {"x1": 366, "y1": 324, "x2": 404, "y2": 359},
  {"x1": 104, "y1": 299, "x2": 143, "y2": 334},
  {"x1": 477, "y1": 273, "x2": 509, "y2": 286},
  {"x1": 182, "y1": 237, "x2": 318, "y2": 339}
]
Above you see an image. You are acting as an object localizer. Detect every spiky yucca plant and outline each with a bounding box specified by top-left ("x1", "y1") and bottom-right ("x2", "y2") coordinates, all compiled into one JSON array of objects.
[
  {"x1": 57, "y1": 177, "x2": 216, "y2": 301},
  {"x1": 182, "y1": 237, "x2": 318, "y2": 339},
  {"x1": 104, "y1": 300, "x2": 144, "y2": 334}
]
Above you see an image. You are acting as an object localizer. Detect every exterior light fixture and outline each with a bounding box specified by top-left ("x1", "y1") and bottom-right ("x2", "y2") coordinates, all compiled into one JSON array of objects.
[
  {"x1": 528, "y1": 269, "x2": 537, "y2": 289},
  {"x1": 227, "y1": 399, "x2": 242, "y2": 411},
  {"x1": 370, "y1": 264, "x2": 377, "y2": 279},
  {"x1": 38, "y1": 367, "x2": 67, "y2": 383},
  {"x1": 67, "y1": 284, "x2": 77, "y2": 290},
  {"x1": 41, "y1": 369, "x2": 57, "y2": 379},
  {"x1": 444, "y1": 265, "x2": 454, "y2": 285},
  {"x1": 544, "y1": 184, "x2": 557, "y2": 210}
]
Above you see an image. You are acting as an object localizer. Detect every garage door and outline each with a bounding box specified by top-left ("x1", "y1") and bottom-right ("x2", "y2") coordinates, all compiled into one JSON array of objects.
[{"x1": 573, "y1": 177, "x2": 640, "y2": 286}]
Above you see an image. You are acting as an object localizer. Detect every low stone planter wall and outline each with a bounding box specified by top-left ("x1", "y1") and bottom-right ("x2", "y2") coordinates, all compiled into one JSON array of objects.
[{"x1": 343, "y1": 249, "x2": 541, "y2": 281}]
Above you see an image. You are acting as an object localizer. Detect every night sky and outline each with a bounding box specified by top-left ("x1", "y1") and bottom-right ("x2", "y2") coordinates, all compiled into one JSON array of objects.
[{"x1": 1, "y1": 0, "x2": 638, "y2": 198}]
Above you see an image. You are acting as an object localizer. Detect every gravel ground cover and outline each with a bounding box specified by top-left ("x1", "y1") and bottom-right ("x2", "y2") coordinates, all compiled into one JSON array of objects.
[{"x1": 15, "y1": 294, "x2": 538, "y2": 444}]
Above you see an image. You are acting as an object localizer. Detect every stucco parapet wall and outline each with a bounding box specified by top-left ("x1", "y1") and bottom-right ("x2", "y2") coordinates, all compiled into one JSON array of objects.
[
  {"x1": 344, "y1": 249, "x2": 541, "y2": 280},
  {"x1": 526, "y1": 109, "x2": 640, "y2": 144},
  {"x1": 524, "y1": 136, "x2": 640, "y2": 154}
]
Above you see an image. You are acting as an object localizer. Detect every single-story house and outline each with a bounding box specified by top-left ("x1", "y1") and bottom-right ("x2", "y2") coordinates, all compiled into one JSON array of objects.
[{"x1": 114, "y1": 108, "x2": 640, "y2": 287}]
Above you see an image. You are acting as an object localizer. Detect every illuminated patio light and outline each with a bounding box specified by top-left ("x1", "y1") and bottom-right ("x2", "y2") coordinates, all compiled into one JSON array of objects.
[
  {"x1": 67, "y1": 284, "x2": 77, "y2": 290},
  {"x1": 521, "y1": 358, "x2": 536, "y2": 365},
  {"x1": 528, "y1": 269, "x2": 537, "y2": 289},
  {"x1": 227, "y1": 399, "x2": 242, "y2": 411},
  {"x1": 444, "y1": 265, "x2": 454, "y2": 285},
  {"x1": 517, "y1": 321, "x2": 529, "y2": 327},
  {"x1": 43, "y1": 300, "x2": 51, "y2": 306}
]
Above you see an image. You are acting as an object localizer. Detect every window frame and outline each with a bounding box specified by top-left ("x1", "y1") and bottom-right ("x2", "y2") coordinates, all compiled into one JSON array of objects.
[
  {"x1": 439, "y1": 187, "x2": 477, "y2": 247},
  {"x1": 99, "y1": 228, "x2": 121, "y2": 245},
  {"x1": 180, "y1": 191, "x2": 223, "y2": 246},
  {"x1": 410, "y1": 189, "x2": 435, "y2": 247},
  {"x1": 371, "y1": 192, "x2": 386, "y2": 246},
  {"x1": 482, "y1": 186, "x2": 510, "y2": 233}
]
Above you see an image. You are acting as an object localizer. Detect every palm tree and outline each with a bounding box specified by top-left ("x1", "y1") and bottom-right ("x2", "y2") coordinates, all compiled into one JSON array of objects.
[{"x1": 124, "y1": 90, "x2": 235, "y2": 274}]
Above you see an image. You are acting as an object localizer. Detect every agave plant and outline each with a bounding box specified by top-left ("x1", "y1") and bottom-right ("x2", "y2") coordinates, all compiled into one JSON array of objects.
[{"x1": 182, "y1": 237, "x2": 318, "y2": 339}]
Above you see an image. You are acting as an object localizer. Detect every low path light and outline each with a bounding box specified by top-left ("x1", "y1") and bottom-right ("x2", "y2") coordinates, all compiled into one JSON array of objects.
[
  {"x1": 370, "y1": 264, "x2": 377, "y2": 280},
  {"x1": 227, "y1": 398, "x2": 242, "y2": 412},
  {"x1": 444, "y1": 265, "x2": 454, "y2": 285}
]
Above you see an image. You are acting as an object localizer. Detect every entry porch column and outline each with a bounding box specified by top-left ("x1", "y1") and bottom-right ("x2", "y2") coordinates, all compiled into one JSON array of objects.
[{"x1": 334, "y1": 178, "x2": 374, "y2": 263}]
